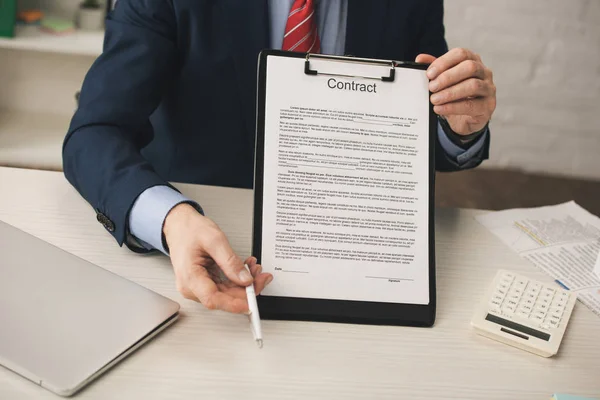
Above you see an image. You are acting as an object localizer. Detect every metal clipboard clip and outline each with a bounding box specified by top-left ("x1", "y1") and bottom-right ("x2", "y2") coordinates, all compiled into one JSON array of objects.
[{"x1": 304, "y1": 53, "x2": 396, "y2": 82}]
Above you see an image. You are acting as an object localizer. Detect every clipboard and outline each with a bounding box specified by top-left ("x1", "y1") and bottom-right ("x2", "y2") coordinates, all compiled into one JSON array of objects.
[{"x1": 252, "y1": 50, "x2": 437, "y2": 327}]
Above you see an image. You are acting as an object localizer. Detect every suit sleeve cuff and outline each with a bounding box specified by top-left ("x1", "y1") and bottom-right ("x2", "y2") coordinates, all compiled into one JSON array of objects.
[
  {"x1": 437, "y1": 122, "x2": 488, "y2": 165},
  {"x1": 128, "y1": 185, "x2": 203, "y2": 255}
]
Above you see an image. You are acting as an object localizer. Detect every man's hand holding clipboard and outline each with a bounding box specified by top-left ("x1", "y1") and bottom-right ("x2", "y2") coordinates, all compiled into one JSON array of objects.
[{"x1": 417, "y1": 49, "x2": 496, "y2": 139}]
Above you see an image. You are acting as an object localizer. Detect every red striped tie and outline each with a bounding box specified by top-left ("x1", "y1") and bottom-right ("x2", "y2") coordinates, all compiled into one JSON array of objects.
[{"x1": 281, "y1": 0, "x2": 321, "y2": 53}]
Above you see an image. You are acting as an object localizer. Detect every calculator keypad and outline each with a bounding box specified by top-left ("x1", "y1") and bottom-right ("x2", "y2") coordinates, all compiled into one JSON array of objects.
[{"x1": 489, "y1": 272, "x2": 571, "y2": 331}]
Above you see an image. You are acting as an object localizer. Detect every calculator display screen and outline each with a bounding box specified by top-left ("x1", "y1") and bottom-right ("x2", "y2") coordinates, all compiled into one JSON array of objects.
[{"x1": 485, "y1": 313, "x2": 550, "y2": 341}]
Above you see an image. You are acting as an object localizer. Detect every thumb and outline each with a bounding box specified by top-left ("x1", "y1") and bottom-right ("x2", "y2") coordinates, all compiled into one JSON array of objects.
[
  {"x1": 416, "y1": 54, "x2": 437, "y2": 64},
  {"x1": 205, "y1": 232, "x2": 253, "y2": 286}
]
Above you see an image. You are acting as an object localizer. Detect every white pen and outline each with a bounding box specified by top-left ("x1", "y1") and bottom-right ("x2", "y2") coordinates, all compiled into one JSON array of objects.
[{"x1": 244, "y1": 264, "x2": 263, "y2": 348}]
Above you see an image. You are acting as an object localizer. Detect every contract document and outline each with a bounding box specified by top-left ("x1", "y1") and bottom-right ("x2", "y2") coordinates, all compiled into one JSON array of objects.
[
  {"x1": 253, "y1": 52, "x2": 435, "y2": 313},
  {"x1": 476, "y1": 202, "x2": 600, "y2": 318}
]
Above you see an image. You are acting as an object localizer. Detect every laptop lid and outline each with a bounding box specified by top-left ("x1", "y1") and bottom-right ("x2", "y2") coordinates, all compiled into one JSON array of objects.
[{"x1": 0, "y1": 220, "x2": 180, "y2": 396}]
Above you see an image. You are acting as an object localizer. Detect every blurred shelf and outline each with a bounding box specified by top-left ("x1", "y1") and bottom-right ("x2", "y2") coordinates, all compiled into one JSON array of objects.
[
  {"x1": 0, "y1": 109, "x2": 70, "y2": 171},
  {"x1": 0, "y1": 25, "x2": 103, "y2": 57}
]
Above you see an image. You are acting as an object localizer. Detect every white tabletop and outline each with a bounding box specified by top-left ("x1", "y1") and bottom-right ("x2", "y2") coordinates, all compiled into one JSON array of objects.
[{"x1": 0, "y1": 167, "x2": 598, "y2": 400}]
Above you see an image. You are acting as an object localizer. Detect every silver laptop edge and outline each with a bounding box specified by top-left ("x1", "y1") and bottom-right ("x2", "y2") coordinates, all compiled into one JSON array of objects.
[{"x1": 0, "y1": 220, "x2": 180, "y2": 397}]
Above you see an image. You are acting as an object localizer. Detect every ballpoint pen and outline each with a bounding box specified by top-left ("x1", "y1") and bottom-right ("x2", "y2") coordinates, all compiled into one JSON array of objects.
[{"x1": 244, "y1": 264, "x2": 263, "y2": 348}]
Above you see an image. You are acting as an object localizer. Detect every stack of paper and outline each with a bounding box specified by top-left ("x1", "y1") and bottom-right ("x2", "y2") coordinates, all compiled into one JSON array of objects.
[{"x1": 476, "y1": 202, "x2": 600, "y2": 317}]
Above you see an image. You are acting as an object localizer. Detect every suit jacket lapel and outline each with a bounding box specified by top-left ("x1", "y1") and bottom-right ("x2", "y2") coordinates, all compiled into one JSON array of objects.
[
  {"x1": 219, "y1": 0, "x2": 270, "y2": 150},
  {"x1": 345, "y1": 0, "x2": 388, "y2": 58}
]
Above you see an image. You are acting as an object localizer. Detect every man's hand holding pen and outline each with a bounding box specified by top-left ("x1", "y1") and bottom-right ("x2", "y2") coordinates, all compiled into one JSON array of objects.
[{"x1": 163, "y1": 203, "x2": 273, "y2": 314}]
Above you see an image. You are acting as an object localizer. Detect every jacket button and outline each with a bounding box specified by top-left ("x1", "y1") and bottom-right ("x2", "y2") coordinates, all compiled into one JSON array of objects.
[{"x1": 96, "y1": 212, "x2": 115, "y2": 232}]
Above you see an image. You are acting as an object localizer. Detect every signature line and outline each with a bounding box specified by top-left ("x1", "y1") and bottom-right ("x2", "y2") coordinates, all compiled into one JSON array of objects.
[{"x1": 365, "y1": 276, "x2": 414, "y2": 281}]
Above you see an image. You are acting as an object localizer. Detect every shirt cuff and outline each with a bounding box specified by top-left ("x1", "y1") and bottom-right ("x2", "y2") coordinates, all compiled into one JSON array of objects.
[
  {"x1": 437, "y1": 122, "x2": 488, "y2": 165},
  {"x1": 128, "y1": 185, "x2": 202, "y2": 255}
]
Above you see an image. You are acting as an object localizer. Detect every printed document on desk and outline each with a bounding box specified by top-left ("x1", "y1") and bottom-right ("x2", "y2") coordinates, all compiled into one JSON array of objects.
[
  {"x1": 476, "y1": 202, "x2": 600, "y2": 317},
  {"x1": 254, "y1": 52, "x2": 434, "y2": 307},
  {"x1": 594, "y1": 251, "x2": 600, "y2": 280}
]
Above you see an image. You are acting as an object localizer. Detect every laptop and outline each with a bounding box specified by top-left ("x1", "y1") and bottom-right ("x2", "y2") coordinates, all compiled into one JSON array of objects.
[{"x1": 0, "y1": 220, "x2": 180, "y2": 396}]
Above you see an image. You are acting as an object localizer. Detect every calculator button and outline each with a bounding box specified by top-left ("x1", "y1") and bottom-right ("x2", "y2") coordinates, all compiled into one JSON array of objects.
[
  {"x1": 521, "y1": 304, "x2": 533, "y2": 312},
  {"x1": 540, "y1": 323, "x2": 551, "y2": 330},
  {"x1": 515, "y1": 276, "x2": 527, "y2": 284},
  {"x1": 502, "y1": 306, "x2": 516, "y2": 316},
  {"x1": 532, "y1": 314, "x2": 544, "y2": 322},
  {"x1": 492, "y1": 294, "x2": 504, "y2": 302},
  {"x1": 524, "y1": 294, "x2": 537, "y2": 303},
  {"x1": 524, "y1": 298, "x2": 535, "y2": 306},
  {"x1": 516, "y1": 306, "x2": 531, "y2": 315},
  {"x1": 503, "y1": 272, "x2": 516, "y2": 280},
  {"x1": 508, "y1": 294, "x2": 520, "y2": 302},
  {"x1": 516, "y1": 311, "x2": 530, "y2": 319},
  {"x1": 527, "y1": 284, "x2": 540, "y2": 292},
  {"x1": 527, "y1": 292, "x2": 540, "y2": 300},
  {"x1": 549, "y1": 319, "x2": 559, "y2": 328},
  {"x1": 552, "y1": 300, "x2": 566, "y2": 309},
  {"x1": 550, "y1": 312, "x2": 563, "y2": 320},
  {"x1": 543, "y1": 287, "x2": 556, "y2": 296},
  {"x1": 497, "y1": 283, "x2": 510, "y2": 291},
  {"x1": 501, "y1": 275, "x2": 514, "y2": 284},
  {"x1": 539, "y1": 297, "x2": 551, "y2": 305},
  {"x1": 496, "y1": 288, "x2": 507, "y2": 296}
]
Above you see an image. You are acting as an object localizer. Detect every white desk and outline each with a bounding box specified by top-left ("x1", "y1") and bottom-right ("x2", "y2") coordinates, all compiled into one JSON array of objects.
[{"x1": 0, "y1": 167, "x2": 598, "y2": 399}]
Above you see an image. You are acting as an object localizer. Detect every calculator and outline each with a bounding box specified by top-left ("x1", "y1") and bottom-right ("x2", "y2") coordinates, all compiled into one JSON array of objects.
[{"x1": 471, "y1": 270, "x2": 577, "y2": 357}]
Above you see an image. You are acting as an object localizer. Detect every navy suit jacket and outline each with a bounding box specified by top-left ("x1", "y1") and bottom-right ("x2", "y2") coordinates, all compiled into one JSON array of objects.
[{"x1": 63, "y1": 0, "x2": 490, "y2": 246}]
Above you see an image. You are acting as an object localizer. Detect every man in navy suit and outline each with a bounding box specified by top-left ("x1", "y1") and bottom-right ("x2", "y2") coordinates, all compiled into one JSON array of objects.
[{"x1": 63, "y1": 0, "x2": 496, "y2": 313}]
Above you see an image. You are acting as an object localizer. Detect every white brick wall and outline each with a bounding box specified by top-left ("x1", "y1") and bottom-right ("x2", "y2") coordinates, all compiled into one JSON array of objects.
[{"x1": 444, "y1": 0, "x2": 600, "y2": 179}]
